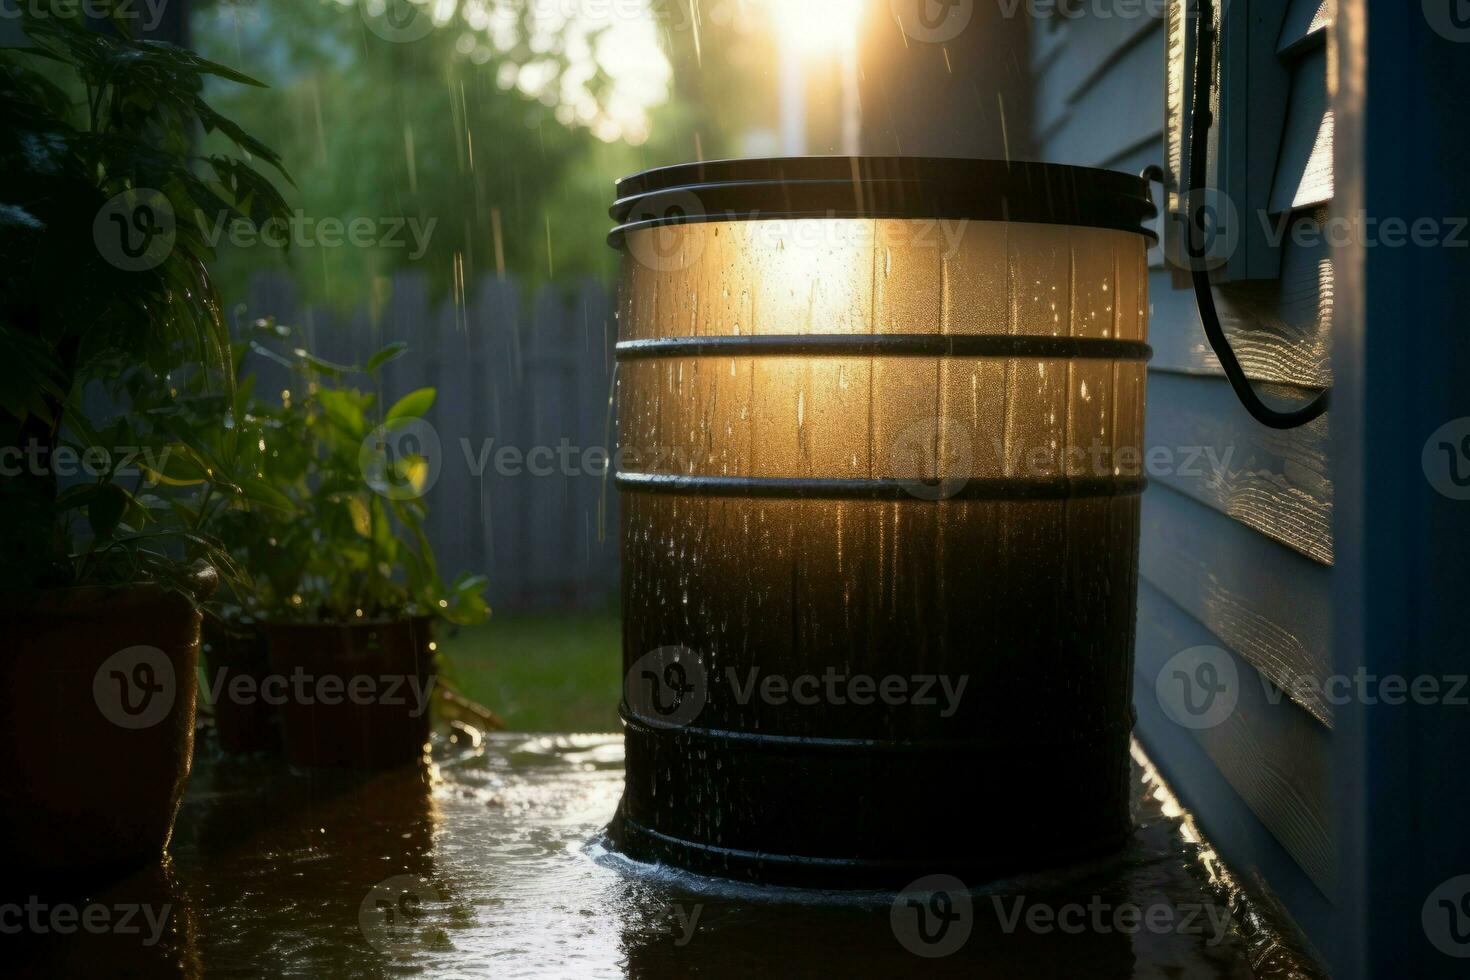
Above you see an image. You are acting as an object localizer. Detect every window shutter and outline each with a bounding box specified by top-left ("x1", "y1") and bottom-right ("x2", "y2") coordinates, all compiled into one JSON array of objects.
[{"x1": 1164, "y1": 0, "x2": 1330, "y2": 283}]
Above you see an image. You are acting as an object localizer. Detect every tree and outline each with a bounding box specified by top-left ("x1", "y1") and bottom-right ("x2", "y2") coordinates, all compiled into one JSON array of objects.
[{"x1": 189, "y1": 0, "x2": 719, "y2": 308}]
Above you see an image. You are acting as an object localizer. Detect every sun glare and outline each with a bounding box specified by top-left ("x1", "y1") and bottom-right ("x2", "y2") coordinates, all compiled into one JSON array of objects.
[{"x1": 766, "y1": 0, "x2": 868, "y2": 54}]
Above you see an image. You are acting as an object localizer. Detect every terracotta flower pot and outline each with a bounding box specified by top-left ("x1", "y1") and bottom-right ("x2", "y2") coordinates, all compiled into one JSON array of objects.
[
  {"x1": 264, "y1": 618, "x2": 436, "y2": 769},
  {"x1": 0, "y1": 584, "x2": 205, "y2": 880},
  {"x1": 202, "y1": 620, "x2": 279, "y2": 755}
]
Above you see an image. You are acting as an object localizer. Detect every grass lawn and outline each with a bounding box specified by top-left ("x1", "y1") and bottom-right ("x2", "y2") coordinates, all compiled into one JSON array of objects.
[{"x1": 438, "y1": 611, "x2": 622, "y2": 732}]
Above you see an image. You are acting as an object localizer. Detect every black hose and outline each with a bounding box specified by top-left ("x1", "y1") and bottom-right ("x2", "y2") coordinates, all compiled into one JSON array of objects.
[{"x1": 1185, "y1": 0, "x2": 1330, "y2": 429}]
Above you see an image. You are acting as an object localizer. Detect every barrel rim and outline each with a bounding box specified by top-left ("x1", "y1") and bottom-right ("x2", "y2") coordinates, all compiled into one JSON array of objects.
[
  {"x1": 619, "y1": 704, "x2": 1138, "y2": 749},
  {"x1": 608, "y1": 156, "x2": 1158, "y2": 246},
  {"x1": 615, "y1": 472, "x2": 1150, "y2": 501},
  {"x1": 610, "y1": 810, "x2": 1135, "y2": 887},
  {"x1": 614, "y1": 334, "x2": 1153, "y2": 362}
]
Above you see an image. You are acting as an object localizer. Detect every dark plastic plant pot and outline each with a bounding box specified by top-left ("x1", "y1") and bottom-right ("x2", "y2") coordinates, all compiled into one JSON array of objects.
[
  {"x1": 202, "y1": 620, "x2": 279, "y2": 755},
  {"x1": 0, "y1": 584, "x2": 204, "y2": 881},
  {"x1": 265, "y1": 618, "x2": 436, "y2": 769}
]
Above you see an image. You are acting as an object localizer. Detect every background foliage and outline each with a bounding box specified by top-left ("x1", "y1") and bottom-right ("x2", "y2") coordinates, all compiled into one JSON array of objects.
[
  {"x1": 190, "y1": 0, "x2": 760, "y2": 310},
  {"x1": 0, "y1": 4, "x2": 292, "y2": 593}
]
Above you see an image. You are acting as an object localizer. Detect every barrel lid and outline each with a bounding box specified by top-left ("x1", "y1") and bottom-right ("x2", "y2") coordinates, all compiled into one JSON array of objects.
[{"x1": 609, "y1": 156, "x2": 1157, "y2": 247}]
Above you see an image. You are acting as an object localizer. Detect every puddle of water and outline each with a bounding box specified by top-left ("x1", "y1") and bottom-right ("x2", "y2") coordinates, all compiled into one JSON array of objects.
[{"x1": 9, "y1": 732, "x2": 1318, "y2": 979}]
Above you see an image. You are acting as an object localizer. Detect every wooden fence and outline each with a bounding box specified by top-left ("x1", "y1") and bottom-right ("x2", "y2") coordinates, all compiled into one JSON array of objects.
[{"x1": 239, "y1": 271, "x2": 620, "y2": 612}]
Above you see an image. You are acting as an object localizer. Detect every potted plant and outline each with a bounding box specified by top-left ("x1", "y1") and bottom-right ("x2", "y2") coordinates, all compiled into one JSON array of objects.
[
  {"x1": 0, "y1": 6, "x2": 291, "y2": 878},
  {"x1": 202, "y1": 614, "x2": 279, "y2": 754},
  {"x1": 236, "y1": 327, "x2": 489, "y2": 768},
  {"x1": 133, "y1": 334, "x2": 298, "y2": 756}
]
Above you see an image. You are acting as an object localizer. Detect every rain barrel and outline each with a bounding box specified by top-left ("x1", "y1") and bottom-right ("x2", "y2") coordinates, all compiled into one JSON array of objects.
[{"x1": 608, "y1": 157, "x2": 1156, "y2": 886}]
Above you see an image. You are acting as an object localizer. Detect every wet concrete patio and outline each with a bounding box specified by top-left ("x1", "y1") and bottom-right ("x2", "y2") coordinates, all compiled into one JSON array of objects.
[{"x1": 11, "y1": 730, "x2": 1321, "y2": 977}]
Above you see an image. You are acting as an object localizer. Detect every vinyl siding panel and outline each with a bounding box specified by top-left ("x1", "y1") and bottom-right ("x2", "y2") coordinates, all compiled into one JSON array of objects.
[
  {"x1": 1145, "y1": 371, "x2": 1333, "y2": 564},
  {"x1": 1036, "y1": 23, "x2": 1165, "y2": 167},
  {"x1": 1132, "y1": 646, "x2": 1334, "y2": 947},
  {"x1": 1033, "y1": 13, "x2": 1162, "y2": 136},
  {"x1": 1140, "y1": 484, "x2": 1333, "y2": 725},
  {"x1": 1148, "y1": 207, "x2": 1334, "y2": 388},
  {"x1": 1134, "y1": 582, "x2": 1334, "y2": 894}
]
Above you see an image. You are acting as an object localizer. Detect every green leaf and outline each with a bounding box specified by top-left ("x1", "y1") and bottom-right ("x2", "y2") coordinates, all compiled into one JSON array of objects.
[
  {"x1": 366, "y1": 342, "x2": 409, "y2": 374},
  {"x1": 195, "y1": 103, "x2": 293, "y2": 182},
  {"x1": 169, "y1": 499, "x2": 200, "y2": 527},
  {"x1": 293, "y1": 347, "x2": 354, "y2": 378},
  {"x1": 135, "y1": 39, "x2": 269, "y2": 89},
  {"x1": 139, "y1": 443, "x2": 211, "y2": 487},
  {"x1": 234, "y1": 474, "x2": 296, "y2": 514},
  {"x1": 370, "y1": 495, "x2": 395, "y2": 554},
  {"x1": 386, "y1": 387, "x2": 435, "y2": 422},
  {"x1": 317, "y1": 388, "x2": 367, "y2": 439},
  {"x1": 441, "y1": 573, "x2": 491, "y2": 625}
]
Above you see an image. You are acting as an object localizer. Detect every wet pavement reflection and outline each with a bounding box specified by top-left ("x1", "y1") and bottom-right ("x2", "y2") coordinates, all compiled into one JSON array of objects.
[{"x1": 11, "y1": 731, "x2": 1320, "y2": 977}]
